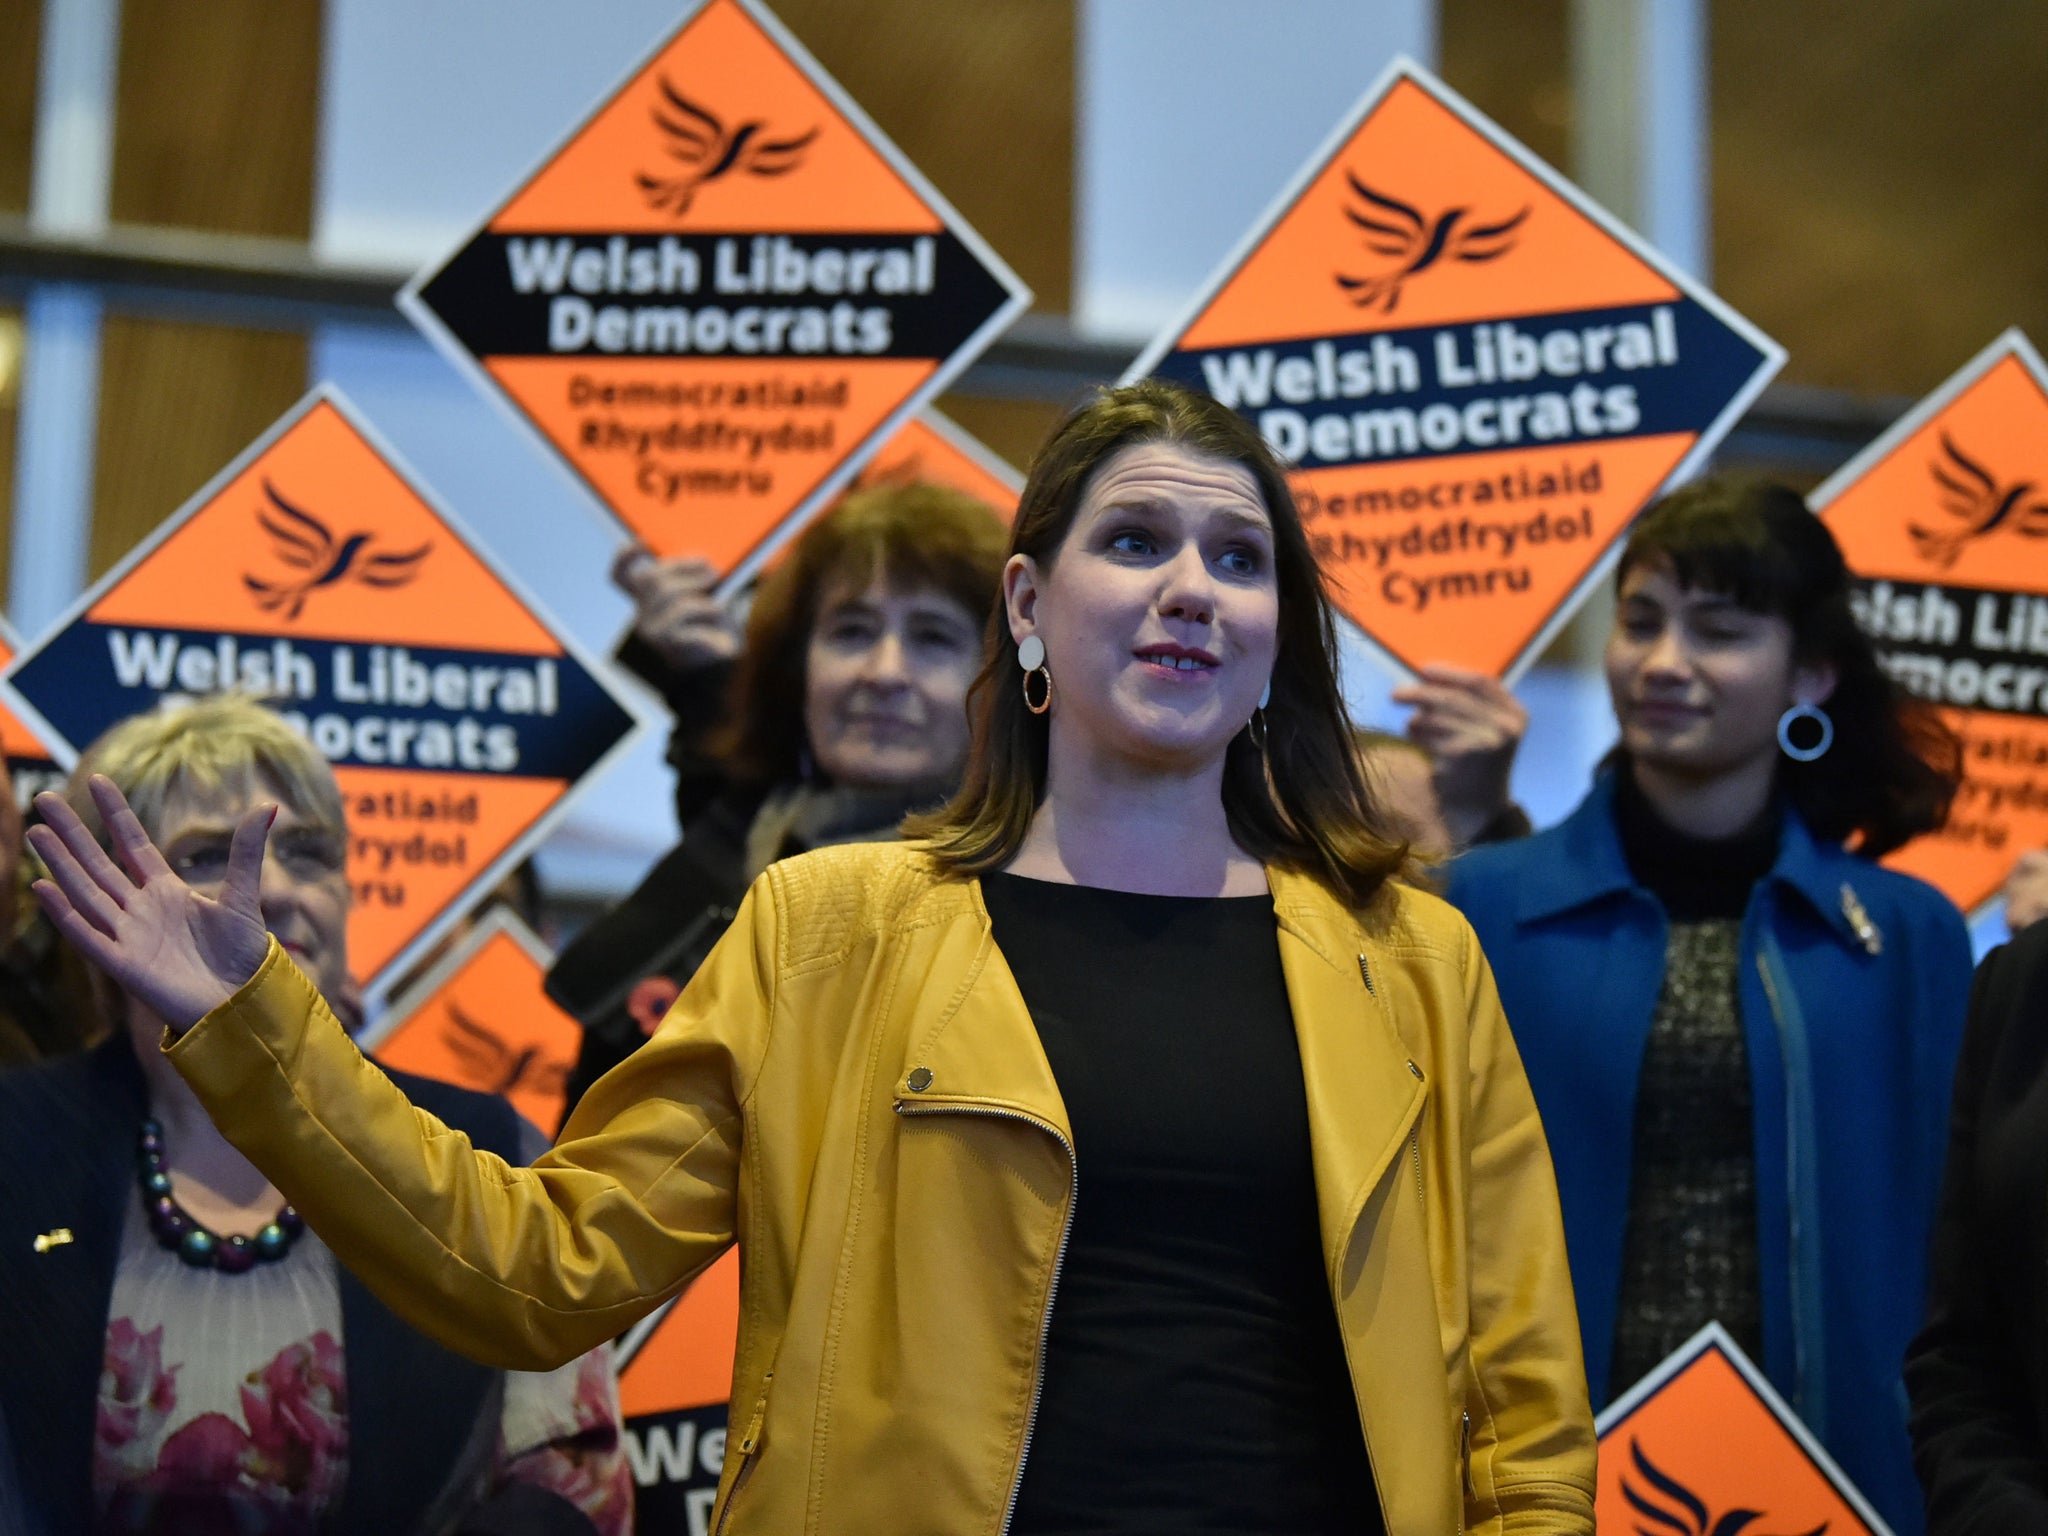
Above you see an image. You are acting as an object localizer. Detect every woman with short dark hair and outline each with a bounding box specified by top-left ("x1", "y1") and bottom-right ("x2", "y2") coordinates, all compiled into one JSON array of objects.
[
  {"x1": 1446, "y1": 477, "x2": 1971, "y2": 1534},
  {"x1": 30, "y1": 380, "x2": 1596, "y2": 1536}
]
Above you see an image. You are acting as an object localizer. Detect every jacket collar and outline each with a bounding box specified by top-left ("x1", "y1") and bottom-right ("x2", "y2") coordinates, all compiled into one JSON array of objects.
[{"x1": 1513, "y1": 768, "x2": 1877, "y2": 951}]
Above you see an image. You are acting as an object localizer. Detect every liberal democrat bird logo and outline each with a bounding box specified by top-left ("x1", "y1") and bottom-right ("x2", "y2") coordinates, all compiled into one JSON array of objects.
[
  {"x1": 1909, "y1": 432, "x2": 2048, "y2": 569},
  {"x1": 1620, "y1": 1439, "x2": 1827, "y2": 1536},
  {"x1": 242, "y1": 480, "x2": 431, "y2": 621},
  {"x1": 440, "y1": 1000, "x2": 570, "y2": 1101},
  {"x1": 1334, "y1": 172, "x2": 1530, "y2": 314},
  {"x1": 636, "y1": 77, "x2": 818, "y2": 217}
]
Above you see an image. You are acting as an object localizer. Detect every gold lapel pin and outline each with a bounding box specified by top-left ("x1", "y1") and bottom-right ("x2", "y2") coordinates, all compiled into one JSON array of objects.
[
  {"x1": 33, "y1": 1227, "x2": 75, "y2": 1254},
  {"x1": 1840, "y1": 883, "x2": 1884, "y2": 956}
]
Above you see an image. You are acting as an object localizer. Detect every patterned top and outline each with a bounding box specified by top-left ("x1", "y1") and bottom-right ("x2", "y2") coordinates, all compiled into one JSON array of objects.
[
  {"x1": 93, "y1": 1185, "x2": 633, "y2": 1534},
  {"x1": 1607, "y1": 918, "x2": 1765, "y2": 1398}
]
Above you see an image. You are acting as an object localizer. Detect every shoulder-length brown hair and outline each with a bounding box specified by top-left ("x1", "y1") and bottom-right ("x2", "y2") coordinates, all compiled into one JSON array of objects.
[
  {"x1": 909, "y1": 379, "x2": 1406, "y2": 906},
  {"x1": 712, "y1": 475, "x2": 1011, "y2": 787}
]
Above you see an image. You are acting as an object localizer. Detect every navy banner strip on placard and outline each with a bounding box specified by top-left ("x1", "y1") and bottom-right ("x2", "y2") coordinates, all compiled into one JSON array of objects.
[
  {"x1": 1150, "y1": 297, "x2": 1769, "y2": 470},
  {"x1": 14, "y1": 624, "x2": 634, "y2": 782},
  {"x1": 418, "y1": 230, "x2": 1012, "y2": 363}
]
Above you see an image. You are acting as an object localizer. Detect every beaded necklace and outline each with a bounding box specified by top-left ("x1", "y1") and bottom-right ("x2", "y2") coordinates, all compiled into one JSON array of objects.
[{"x1": 138, "y1": 1117, "x2": 304, "y2": 1273}]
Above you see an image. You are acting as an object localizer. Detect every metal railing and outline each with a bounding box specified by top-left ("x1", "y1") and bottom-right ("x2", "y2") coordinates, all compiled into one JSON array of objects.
[{"x1": 0, "y1": 216, "x2": 1906, "y2": 475}]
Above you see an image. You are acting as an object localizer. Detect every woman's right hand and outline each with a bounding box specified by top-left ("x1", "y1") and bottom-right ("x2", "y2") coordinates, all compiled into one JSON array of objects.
[
  {"x1": 28, "y1": 776, "x2": 274, "y2": 1033},
  {"x1": 612, "y1": 544, "x2": 744, "y2": 673}
]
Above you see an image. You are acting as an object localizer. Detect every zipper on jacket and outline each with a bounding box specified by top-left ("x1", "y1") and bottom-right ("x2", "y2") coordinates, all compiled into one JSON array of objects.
[
  {"x1": 1357, "y1": 953, "x2": 1375, "y2": 996},
  {"x1": 1755, "y1": 943, "x2": 1826, "y2": 1431},
  {"x1": 896, "y1": 1100, "x2": 1076, "y2": 1536},
  {"x1": 1459, "y1": 1408, "x2": 1472, "y2": 1533},
  {"x1": 713, "y1": 1387, "x2": 772, "y2": 1536}
]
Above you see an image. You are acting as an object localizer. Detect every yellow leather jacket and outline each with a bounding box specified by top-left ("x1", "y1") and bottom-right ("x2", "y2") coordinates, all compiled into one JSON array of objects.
[{"x1": 170, "y1": 844, "x2": 1595, "y2": 1535}]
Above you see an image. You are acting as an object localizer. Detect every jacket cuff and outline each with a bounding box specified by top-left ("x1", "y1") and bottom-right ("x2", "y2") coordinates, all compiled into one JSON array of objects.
[{"x1": 164, "y1": 936, "x2": 323, "y2": 1100}]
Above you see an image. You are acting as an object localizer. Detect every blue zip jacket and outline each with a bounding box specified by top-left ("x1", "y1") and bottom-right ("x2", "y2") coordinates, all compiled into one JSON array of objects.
[{"x1": 1444, "y1": 771, "x2": 1971, "y2": 1535}]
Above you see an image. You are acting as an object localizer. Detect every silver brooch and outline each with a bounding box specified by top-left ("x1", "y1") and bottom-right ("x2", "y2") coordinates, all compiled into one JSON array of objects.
[{"x1": 1840, "y1": 883, "x2": 1884, "y2": 956}]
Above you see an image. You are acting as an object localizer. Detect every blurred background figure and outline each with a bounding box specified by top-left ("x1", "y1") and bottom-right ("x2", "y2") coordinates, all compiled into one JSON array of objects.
[
  {"x1": 545, "y1": 479, "x2": 1008, "y2": 1124},
  {"x1": 2000, "y1": 848, "x2": 2048, "y2": 933},
  {"x1": 1443, "y1": 478, "x2": 1971, "y2": 1535},
  {"x1": 1907, "y1": 917, "x2": 2048, "y2": 1533},
  {"x1": 1352, "y1": 664, "x2": 1531, "y2": 866},
  {"x1": 1349, "y1": 732, "x2": 1454, "y2": 861},
  {"x1": 0, "y1": 697, "x2": 631, "y2": 1536}
]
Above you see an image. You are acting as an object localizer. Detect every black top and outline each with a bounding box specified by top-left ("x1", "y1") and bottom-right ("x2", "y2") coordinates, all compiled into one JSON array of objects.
[
  {"x1": 1906, "y1": 920, "x2": 2048, "y2": 1532},
  {"x1": 981, "y1": 874, "x2": 1382, "y2": 1536},
  {"x1": 1614, "y1": 767, "x2": 1779, "y2": 922}
]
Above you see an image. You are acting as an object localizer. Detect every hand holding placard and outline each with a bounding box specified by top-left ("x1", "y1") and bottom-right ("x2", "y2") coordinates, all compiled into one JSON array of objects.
[
  {"x1": 27, "y1": 778, "x2": 273, "y2": 1033},
  {"x1": 614, "y1": 546, "x2": 744, "y2": 672},
  {"x1": 1391, "y1": 663, "x2": 1527, "y2": 844}
]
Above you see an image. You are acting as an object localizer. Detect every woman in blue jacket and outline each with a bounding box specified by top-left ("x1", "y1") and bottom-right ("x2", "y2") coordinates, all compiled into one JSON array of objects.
[{"x1": 1445, "y1": 478, "x2": 1970, "y2": 1534}]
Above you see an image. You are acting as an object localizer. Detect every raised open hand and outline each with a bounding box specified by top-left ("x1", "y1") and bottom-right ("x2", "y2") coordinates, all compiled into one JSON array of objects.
[{"x1": 28, "y1": 776, "x2": 275, "y2": 1034}]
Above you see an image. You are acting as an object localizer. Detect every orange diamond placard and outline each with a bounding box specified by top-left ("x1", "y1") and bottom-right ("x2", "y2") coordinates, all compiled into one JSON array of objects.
[
  {"x1": 855, "y1": 407, "x2": 1021, "y2": 517},
  {"x1": 1598, "y1": 1324, "x2": 1889, "y2": 1535},
  {"x1": 0, "y1": 618, "x2": 64, "y2": 807},
  {"x1": 1813, "y1": 328, "x2": 2048, "y2": 915},
  {"x1": 1126, "y1": 59, "x2": 1782, "y2": 682},
  {"x1": 365, "y1": 907, "x2": 580, "y2": 1134},
  {"x1": 612, "y1": 1252, "x2": 741, "y2": 1526},
  {"x1": 400, "y1": 0, "x2": 1029, "y2": 589},
  {"x1": 0, "y1": 388, "x2": 645, "y2": 996}
]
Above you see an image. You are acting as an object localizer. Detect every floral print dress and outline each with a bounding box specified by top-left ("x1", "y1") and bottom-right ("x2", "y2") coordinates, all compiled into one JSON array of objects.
[{"x1": 93, "y1": 1187, "x2": 632, "y2": 1535}]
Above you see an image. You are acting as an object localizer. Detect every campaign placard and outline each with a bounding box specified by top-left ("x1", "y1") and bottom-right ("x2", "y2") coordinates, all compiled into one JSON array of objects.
[
  {"x1": 0, "y1": 619, "x2": 65, "y2": 808},
  {"x1": 400, "y1": 0, "x2": 1030, "y2": 591},
  {"x1": 614, "y1": 1252, "x2": 741, "y2": 1533},
  {"x1": 1597, "y1": 1323, "x2": 1890, "y2": 1535},
  {"x1": 0, "y1": 388, "x2": 645, "y2": 995},
  {"x1": 1813, "y1": 330, "x2": 2048, "y2": 915},
  {"x1": 362, "y1": 906, "x2": 579, "y2": 1134},
  {"x1": 856, "y1": 407, "x2": 1022, "y2": 514},
  {"x1": 1125, "y1": 59, "x2": 1782, "y2": 682}
]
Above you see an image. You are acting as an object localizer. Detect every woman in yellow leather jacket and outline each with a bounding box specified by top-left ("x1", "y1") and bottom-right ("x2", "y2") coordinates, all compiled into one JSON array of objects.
[{"x1": 28, "y1": 381, "x2": 1595, "y2": 1536}]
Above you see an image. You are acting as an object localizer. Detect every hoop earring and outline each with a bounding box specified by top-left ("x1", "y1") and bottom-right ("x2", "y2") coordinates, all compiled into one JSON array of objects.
[
  {"x1": 1016, "y1": 634, "x2": 1052, "y2": 716},
  {"x1": 1023, "y1": 666, "x2": 1053, "y2": 715},
  {"x1": 1777, "y1": 701, "x2": 1833, "y2": 762},
  {"x1": 1246, "y1": 708, "x2": 1268, "y2": 753}
]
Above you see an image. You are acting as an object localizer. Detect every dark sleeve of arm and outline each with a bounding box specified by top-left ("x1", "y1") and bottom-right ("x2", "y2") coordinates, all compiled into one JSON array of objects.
[
  {"x1": 1905, "y1": 934, "x2": 2048, "y2": 1533},
  {"x1": 1467, "y1": 802, "x2": 1533, "y2": 847},
  {"x1": 615, "y1": 638, "x2": 737, "y2": 826}
]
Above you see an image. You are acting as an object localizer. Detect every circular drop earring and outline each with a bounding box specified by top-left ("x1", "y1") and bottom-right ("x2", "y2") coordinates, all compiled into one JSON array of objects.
[{"x1": 1018, "y1": 635, "x2": 1052, "y2": 715}]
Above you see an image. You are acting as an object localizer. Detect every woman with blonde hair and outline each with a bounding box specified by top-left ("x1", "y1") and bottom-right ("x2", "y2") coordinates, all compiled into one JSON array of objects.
[
  {"x1": 0, "y1": 697, "x2": 630, "y2": 1534},
  {"x1": 29, "y1": 382, "x2": 1595, "y2": 1535}
]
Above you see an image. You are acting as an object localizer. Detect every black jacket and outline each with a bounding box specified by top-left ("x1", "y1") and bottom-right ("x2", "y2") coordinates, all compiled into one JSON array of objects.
[
  {"x1": 547, "y1": 649, "x2": 756, "y2": 1126},
  {"x1": 0, "y1": 1037, "x2": 591, "y2": 1536},
  {"x1": 1906, "y1": 919, "x2": 2048, "y2": 1532}
]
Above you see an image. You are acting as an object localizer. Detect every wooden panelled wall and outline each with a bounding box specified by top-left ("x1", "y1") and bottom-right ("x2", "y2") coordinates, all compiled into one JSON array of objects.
[
  {"x1": 1441, "y1": 0, "x2": 2048, "y2": 401},
  {"x1": 94, "y1": 1, "x2": 320, "y2": 578},
  {"x1": 776, "y1": 0, "x2": 1076, "y2": 473}
]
